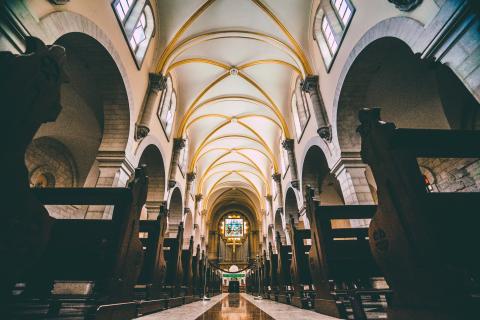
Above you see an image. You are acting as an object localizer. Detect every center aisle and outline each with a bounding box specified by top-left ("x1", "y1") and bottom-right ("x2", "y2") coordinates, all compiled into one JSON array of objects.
[{"x1": 194, "y1": 294, "x2": 274, "y2": 320}]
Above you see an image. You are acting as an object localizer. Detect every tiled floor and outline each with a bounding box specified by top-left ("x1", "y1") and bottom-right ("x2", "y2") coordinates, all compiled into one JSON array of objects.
[{"x1": 136, "y1": 293, "x2": 341, "y2": 320}]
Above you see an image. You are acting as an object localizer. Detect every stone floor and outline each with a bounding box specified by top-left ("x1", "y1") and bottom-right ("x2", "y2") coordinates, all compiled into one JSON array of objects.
[{"x1": 136, "y1": 293, "x2": 341, "y2": 320}]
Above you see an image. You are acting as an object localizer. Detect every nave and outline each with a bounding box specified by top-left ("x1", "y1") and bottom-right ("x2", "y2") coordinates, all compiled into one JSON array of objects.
[{"x1": 1, "y1": 1, "x2": 480, "y2": 320}]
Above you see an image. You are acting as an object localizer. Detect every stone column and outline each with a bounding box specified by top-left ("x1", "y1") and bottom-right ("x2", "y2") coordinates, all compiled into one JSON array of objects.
[
  {"x1": 281, "y1": 139, "x2": 299, "y2": 188},
  {"x1": 301, "y1": 75, "x2": 332, "y2": 141},
  {"x1": 184, "y1": 172, "x2": 196, "y2": 210},
  {"x1": 135, "y1": 73, "x2": 166, "y2": 140},
  {"x1": 332, "y1": 157, "x2": 374, "y2": 227},
  {"x1": 87, "y1": 151, "x2": 135, "y2": 219},
  {"x1": 272, "y1": 173, "x2": 283, "y2": 209},
  {"x1": 168, "y1": 138, "x2": 186, "y2": 188}
]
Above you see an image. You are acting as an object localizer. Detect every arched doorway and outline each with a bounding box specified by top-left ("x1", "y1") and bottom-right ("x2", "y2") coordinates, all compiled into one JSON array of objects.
[
  {"x1": 336, "y1": 37, "x2": 480, "y2": 193},
  {"x1": 168, "y1": 187, "x2": 183, "y2": 237},
  {"x1": 26, "y1": 32, "x2": 131, "y2": 219},
  {"x1": 274, "y1": 209, "x2": 287, "y2": 245},
  {"x1": 138, "y1": 144, "x2": 166, "y2": 220}
]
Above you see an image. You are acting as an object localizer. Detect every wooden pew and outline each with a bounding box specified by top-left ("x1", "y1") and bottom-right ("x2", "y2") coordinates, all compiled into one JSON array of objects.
[
  {"x1": 9, "y1": 167, "x2": 147, "y2": 320},
  {"x1": 287, "y1": 217, "x2": 314, "y2": 309},
  {"x1": 163, "y1": 223, "x2": 184, "y2": 308},
  {"x1": 357, "y1": 108, "x2": 480, "y2": 320},
  {"x1": 262, "y1": 250, "x2": 271, "y2": 298},
  {"x1": 181, "y1": 236, "x2": 195, "y2": 303},
  {"x1": 1, "y1": 38, "x2": 66, "y2": 303},
  {"x1": 305, "y1": 186, "x2": 385, "y2": 319},
  {"x1": 268, "y1": 243, "x2": 279, "y2": 301},
  {"x1": 191, "y1": 245, "x2": 201, "y2": 297},
  {"x1": 135, "y1": 204, "x2": 169, "y2": 316},
  {"x1": 275, "y1": 232, "x2": 293, "y2": 304}
]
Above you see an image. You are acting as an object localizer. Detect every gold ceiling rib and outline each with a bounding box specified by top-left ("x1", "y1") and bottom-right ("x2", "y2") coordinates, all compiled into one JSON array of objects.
[
  {"x1": 186, "y1": 113, "x2": 282, "y2": 131},
  {"x1": 200, "y1": 161, "x2": 270, "y2": 194},
  {"x1": 167, "y1": 57, "x2": 301, "y2": 75},
  {"x1": 249, "y1": 0, "x2": 313, "y2": 74},
  {"x1": 205, "y1": 173, "x2": 262, "y2": 210},
  {"x1": 189, "y1": 120, "x2": 278, "y2": 172},
  {"x1": 156, "y1": 0, "x2": 217, "y2": 72},
  {"x1": 177, "y1": 95, "x2": 286, "y2": 138},
  {"x1": 159, "y1": 30, "x2": 307, "y2": 76},
  {"x1": 176, "y1": 68, "x2": 291, "y2": 139}
]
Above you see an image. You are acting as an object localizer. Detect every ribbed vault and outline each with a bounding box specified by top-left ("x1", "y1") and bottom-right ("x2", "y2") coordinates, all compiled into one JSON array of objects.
[{"x1": 155, "y1": 0, "x2": 313, "y2": 237}]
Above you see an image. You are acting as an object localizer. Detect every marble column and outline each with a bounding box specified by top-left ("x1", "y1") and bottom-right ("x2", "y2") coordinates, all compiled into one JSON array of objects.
[
  {"x1": 272, "y1": 173, "x2": 283, "y2": 209},
  {"x1": 135, "y1": 73, "x2": 166, "y2": 140},
  {"x1": 184, "y1": 171, "x2": 196, "y2": 211},
  {"x1": 301, "y1": 75, "x2": 332, "y2": 142},
  {"x1": 168, "y1": 138, "x2": 186, "y2": 188},
  {"x1": 281, "y1": 139, "x2": 299, "y2": 188}
]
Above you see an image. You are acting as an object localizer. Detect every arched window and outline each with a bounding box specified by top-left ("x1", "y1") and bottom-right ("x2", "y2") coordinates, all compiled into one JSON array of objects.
[
  {"x1": 291, "y1": 78, "x2": 311, "y2": 141},
  {"x1": 322, "y1": 16, "x2": 338, "y2": 55},
  {"x1": 158, "y1": 76, "x2": 176, "y2": 139},
  {"x1": 313, "y1": 1, "x2": 355, "y2": 71},
  {"x1": 331, "y1": 0, "x2": 353, "y2": 26},
  {"x1": 113, "y1": 0, "x2": 155, "y2": 67},
  {"x1": 114, "y1": 0, "x2": 135, "y2": 22}
]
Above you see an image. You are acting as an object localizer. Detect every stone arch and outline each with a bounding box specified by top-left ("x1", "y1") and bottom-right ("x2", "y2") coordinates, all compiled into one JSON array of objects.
[
  {"x1": 183, "y1": 211, "x2": 194, "y2": 249},
  {"x1": 302, "y1": 145, "x2": 344, "y2": 205},
  {"x1": 138, "y1": 144, "x2": 166, "y2": 219},
  {"x1": 335, "y1": 36, "x2": 479, "y2": 153},
  {"x1": 37, "y1": 12, "x2": 133, "y2": 153},
  {"x1": 284, "y1": 187, "x2": 300, "y2": 227},
  {"x1": 274, "y1": 209, "x2": 287, "y2": 245},
  {"x1": 168, "y1": 187, "x2": 183, "y2": 237},
  {"x1": 26, "y1": 137, "x2": 77, "y2": 189}
]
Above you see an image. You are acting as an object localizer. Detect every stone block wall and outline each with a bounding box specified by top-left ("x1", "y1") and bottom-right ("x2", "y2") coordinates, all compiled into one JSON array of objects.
[{"x1": 418, "y1": 158, "x2": 480, "y2": 192}]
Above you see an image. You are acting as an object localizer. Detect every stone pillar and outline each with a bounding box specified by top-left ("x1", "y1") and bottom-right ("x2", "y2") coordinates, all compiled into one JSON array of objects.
[
  {"x1": 168, "y1": 138, "x2": 186, "y2": 188},
  {"x1": 281, "y1": 139, "x2": 299, "y2": 188},
  {"x1": 145, "y1": 200, "x2": 165, "y2": 220},
  {"x1": 184, "y1": 172, "x2": 196, "y2": 210},
  {"x1": 332, "y1": 157, "x2": 374, "y2": 227},
  {"x1": 272, "y1": 173, "x2": 283, "y2": 209},
  {"x1": 265, "y1": 194, "x2": 273, "y2": 216},
  {"x1": 301, "y1": 75, "x2": 332, "y2": 141},
  {"x1": 87, "y1": 151, "x2": 135, "y2": 219},
  {"x1": 135, "y1": 73, "x2": 166, "y2": 140}
]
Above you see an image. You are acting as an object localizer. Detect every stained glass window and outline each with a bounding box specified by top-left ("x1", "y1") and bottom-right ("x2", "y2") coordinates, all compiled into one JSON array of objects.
[{"x1": 224, "y1": 218, "x2": 244, "y2": 237}]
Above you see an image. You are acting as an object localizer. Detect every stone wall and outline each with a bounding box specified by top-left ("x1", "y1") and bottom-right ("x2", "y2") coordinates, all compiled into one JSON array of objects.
[{"x1": 418, "y1": 158, "x2": 480, "y2": 192}]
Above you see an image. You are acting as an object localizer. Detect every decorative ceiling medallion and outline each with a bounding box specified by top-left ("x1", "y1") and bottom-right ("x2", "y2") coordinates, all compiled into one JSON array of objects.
[
  {"x1": 229, "y1": 67, "x2": 239, "y2": 76},
  {"x1": 388, "y1": 0, "x2": 422, "y2": 12}
]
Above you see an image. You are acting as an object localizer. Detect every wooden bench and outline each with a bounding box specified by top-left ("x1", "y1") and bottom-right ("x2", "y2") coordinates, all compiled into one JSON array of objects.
[
  {"x1": 262, "y1": 250, "x2": 271, "y2": 298},
  {"x1": 358, "y1": 108, "x2": 480, "y2": 320},
  {"x1": 267, "y1": 243, "x2": 279, "y2": 301},
  {"x1": 9, "y1": 167, "x2": 147, "y2": 320},
  {"x1": 305, "y1": 187, "x2": 386, "y2": 319},
  {"x1": 135, "y1": 204, "x2": 169, "y2": 316},
  {"x1": 287, "y1": 218, "x2": 314, "y2": 309},
  {"x1": 162, "y1": 223, "x2": 185, "y2": 308},
  {"x1": 181, "y1": 236, "x2": 195, "y2": 303},
  {"x1": 275, "y1": 232, "x2": 293, "y2": 304}
]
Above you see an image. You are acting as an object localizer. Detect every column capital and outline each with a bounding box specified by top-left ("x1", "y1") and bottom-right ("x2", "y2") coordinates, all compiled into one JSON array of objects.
[
  {"x1": 301, "y1": 75, "x2": 319, "y2": 93},
  {"x1": 168, "y1": 180, "x2": 177, "y2": 189},
  {"x1": 265, "y1": 194, "x2": 272, "y2": 201},
  {"x1": 387, "y1": 0, "x2": 422, "y2": 12},
  {"x1": 173, "y1": 138, "x2": 186, "y2": 151},
  {"x1": 281, "y1": 138, "x2": 295, "y2": 151},
  {"x1": 148, "y1": 73, "x2": 167, "y2": 92},
  {"x1": 184, "y1": 207, "x2": 191, "y2": 214},
  {"x1": 272, "y1": 173, "x2": 281, "y2": 182},
  {"x1": 186, "y1": 171, "x2": 196, "y2": 182},
  {"x1": 195, "y1": 193, "x2": 204, "y2": 202},
  {"x1": 291, "y1": 180, "x2": 300, "y2": 189}
]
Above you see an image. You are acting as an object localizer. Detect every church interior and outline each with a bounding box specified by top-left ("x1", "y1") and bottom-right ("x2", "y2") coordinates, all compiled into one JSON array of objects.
[{"x1": 1, "y1": 0, "x2": 479, "y2": 319}]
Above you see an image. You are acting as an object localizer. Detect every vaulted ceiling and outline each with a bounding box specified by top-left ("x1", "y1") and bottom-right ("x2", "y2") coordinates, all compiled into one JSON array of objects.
[{"x1": 155, "y1": 0, "x2": 314, "y2": 223}]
